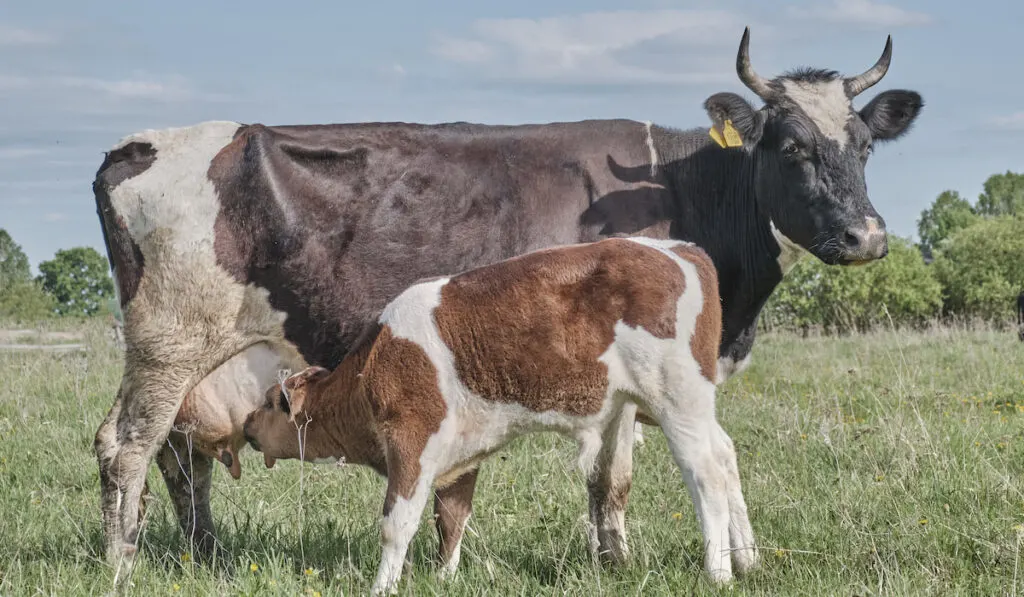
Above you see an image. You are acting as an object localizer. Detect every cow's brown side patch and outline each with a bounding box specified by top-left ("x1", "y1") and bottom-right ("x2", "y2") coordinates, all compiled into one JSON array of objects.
[
  {"x1": 670, "y1": 244, "x2": 722, "y2": 382},
  {"x1": 432, "y1": 239, "x2": 687, "y2": 416},
  {"x1": 364, "y1": 326, "x2": 448, "y2": 512}
]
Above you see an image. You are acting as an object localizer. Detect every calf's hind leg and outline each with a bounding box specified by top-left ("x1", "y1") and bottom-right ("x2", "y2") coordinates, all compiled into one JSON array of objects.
[
  {"x1": 654, "y1": 384, "x2": 734, "y2": 583},
  {"x1": 713, "y1": 423, "x2": 758, "y2": 574},
  {"x1": 587, "y1": 402, "x2": 636, "y2": 565}
]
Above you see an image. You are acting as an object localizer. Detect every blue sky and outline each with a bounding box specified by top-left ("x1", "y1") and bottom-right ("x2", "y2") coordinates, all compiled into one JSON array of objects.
[{"x1": 1, "y1": 0, "x2": 1021, "y2": 271}]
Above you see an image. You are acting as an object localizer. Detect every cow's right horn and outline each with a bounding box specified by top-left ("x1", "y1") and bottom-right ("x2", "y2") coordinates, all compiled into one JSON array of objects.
[
  {"x1": 736, "y1": 27, "x2": 775, "y2": 101},
  {"x1": 845, "y1": 36, "x2": 892, "y2": 97}
]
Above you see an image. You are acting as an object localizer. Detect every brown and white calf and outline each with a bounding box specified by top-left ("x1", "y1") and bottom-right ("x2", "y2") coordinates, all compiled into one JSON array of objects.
[{"x1": 243, "y1": 237, "x2": 758, "y2": 594}]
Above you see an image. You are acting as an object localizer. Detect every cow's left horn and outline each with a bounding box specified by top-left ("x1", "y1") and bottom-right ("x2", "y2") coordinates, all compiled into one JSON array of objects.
[
  {"x1": 845, "y1": 36, "x2": 892, "y2": 97},
  {"x1": 736, "y1": 27, "x2": 776, "y2": 101}
]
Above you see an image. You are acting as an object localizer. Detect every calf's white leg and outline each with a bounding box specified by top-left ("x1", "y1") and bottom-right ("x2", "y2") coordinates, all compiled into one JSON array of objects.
[
  {"x1": 713, "y1": 423, "x2": 758, "y2": 574},
  {"x1": 655, "y1": 384, "x2": 734, "y2": 583},
  {"x1": 587, "y1": 402, "x2": 636, "y2": 564}
]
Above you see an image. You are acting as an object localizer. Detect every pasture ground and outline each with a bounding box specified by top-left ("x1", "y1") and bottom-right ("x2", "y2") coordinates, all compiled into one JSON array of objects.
[{"x1": 2, "y1": 319, "x2": 1024, "y2": 596}]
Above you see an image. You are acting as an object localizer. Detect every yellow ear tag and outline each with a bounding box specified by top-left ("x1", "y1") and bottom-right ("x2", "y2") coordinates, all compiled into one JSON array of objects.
[
  {"x1": 709, "y1": 126, "x2": 727, "y2": 148},
  {"x1": 722, "y1": 120, "x2": 743, "y2": 147}
]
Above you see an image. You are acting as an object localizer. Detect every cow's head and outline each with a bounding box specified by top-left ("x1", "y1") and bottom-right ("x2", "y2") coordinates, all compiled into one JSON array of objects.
[
  {"x1": 242, "y1": 366, "x2": 330, "y2": 468},
  {"x1": 705, "y1": 28, "x2": 923, "y2": 265}
]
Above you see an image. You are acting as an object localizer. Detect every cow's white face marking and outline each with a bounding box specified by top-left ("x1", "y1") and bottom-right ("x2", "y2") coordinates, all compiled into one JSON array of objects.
[
  {"x1": 781, "y1": 78, "x2": 851, "y2": 149},
  {"x1": 643, "y1": 121, "x2": 659, "y2": 178},
  {"x1": 769, "y1": 220, "x2": 808, "y2": 274}
]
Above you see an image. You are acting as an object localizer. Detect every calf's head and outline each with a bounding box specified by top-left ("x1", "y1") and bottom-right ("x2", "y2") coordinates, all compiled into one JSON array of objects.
[
  {"x1": 705, "y1": 28, "x2": 923, "y2": 265},
  {"x1": 242, "y1": 366, "x2": 330, "y2": 468}
]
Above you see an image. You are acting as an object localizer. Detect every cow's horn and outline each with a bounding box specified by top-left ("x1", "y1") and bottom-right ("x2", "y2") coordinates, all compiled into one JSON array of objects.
[
  {"x1": 736, "y1": 27, "x2": 775, "y2": 101},
  {"x1": 845, "y1": 36, "x2": 892, "y2": 97}
]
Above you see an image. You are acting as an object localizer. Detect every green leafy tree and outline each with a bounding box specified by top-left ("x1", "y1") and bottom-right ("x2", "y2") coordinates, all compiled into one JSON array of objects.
[
  {"x1": 37, "y1": 247, "x2": 115, "y2": 317},
  {"x1": 0, "y1": 228, "x2": 31, "y2": 291},
  {"x1": 933, "y1": 216, "x2": 1024, "y2": 322},
  {"x1": 0, "y1": 229, "x2": 55, "y2": 322},
  {"x1": 976, "y1": 171, "x2": 1024, "y2": 217},
  {"x1": 764, "y1": 236, "x2": 942, "y2": 333},
  {"x1": 917, "y1": 190, "x2": 979, "y2": 255},
  {"x1": 0, "y1": 282, "x2": 56, "y2": 321}
]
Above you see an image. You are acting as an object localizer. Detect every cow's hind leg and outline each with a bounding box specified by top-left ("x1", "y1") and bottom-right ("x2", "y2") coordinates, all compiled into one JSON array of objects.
[
  {"x1": 96, "y1": 369, "x2": 201, "y2": 573},
  {"x1": 157, "y1": 432, "x2": 218, "y2": 559},
  {"x1": 587, "y1": 402, "x2": 636, "y2": 565}
]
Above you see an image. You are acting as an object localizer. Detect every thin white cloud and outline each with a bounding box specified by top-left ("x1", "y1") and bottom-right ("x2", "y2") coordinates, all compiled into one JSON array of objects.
[
  {"x1": 43, "y1": 212, "x2": 68, "y2": 222},
  {"x1": 787, "y1": 0, "x2": 933, "y2": 28},
  {"x1": 0, "y1": 147, "x2": 48, "y2": 159},
  {"x1": 0, "y1": 25, "x2": 57, "y2": 46},
  {"x1": 0, "y1": 74, "x2": 31, "y2": 90},
  {"x1": 988, "y1": 112, "x2": 1024, "y2": 131},
  {"x1": 433, "y1": 37, "x2": 494, "y2": 64},
  {"x1": 431, "y1": 10, "x2": 750, "y2": 86},
  {"x1": 0, "y1": 72, "x2": 227, "y2": 104},
  {"x1": 54, "y1": 74, "x2": 197, "y2": 101}
]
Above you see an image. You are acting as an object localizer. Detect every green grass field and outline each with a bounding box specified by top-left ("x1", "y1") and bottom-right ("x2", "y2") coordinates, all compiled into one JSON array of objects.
[{"x1": 2, "y1": 320, "x2": 1024, "y2": 596}]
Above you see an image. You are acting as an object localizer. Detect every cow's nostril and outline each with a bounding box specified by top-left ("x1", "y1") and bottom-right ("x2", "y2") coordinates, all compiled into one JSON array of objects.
[{"x1": 843, "y1": 231, "x2": 861, "y2": 249}]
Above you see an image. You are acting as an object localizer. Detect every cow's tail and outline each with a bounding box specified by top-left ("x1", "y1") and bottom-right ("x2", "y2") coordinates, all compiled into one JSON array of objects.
[{"x1": 93, "y1": 141, "x2": 153, "y2": 311}]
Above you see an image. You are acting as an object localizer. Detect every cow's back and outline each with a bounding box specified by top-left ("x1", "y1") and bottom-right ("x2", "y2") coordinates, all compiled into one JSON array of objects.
[{"x1": 94, "y1": 118, "x2": 667, "y2": 367}]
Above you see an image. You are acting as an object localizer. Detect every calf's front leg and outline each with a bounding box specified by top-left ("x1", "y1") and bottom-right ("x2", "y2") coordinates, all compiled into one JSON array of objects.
[{"x1": 433, "y1": 467, "x2": 480, "y2": 579}]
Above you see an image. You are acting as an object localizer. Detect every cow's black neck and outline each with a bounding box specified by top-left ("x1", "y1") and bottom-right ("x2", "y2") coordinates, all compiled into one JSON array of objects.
[{"x1": 656, "y1": 126, "x2": 785, "y2": 359}]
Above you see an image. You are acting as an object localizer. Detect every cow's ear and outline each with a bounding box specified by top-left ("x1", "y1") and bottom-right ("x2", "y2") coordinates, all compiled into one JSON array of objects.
[
  {"x1": 859, "y1": 89, "x2": 923, "y2": 142},
  {"x1": 704, "y1": 92, "x2": 766, "y2": 150}
]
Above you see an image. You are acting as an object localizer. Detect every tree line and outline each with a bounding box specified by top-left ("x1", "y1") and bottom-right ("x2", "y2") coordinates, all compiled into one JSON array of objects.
[
  {"x1": 3, "y1": 171, "x2": 1022, "y2": 330},
  {"x1": 763, "y1": 171, "x2": 1024, "y2": 334},
  {"x1": 0, "y1": 229, "x2": 117, "y2": 321}
]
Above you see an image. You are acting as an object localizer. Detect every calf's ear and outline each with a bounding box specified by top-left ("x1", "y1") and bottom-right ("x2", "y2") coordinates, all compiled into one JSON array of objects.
[
  {"x1": 282, "y1": 366, "x2": 330, "y2": 418},
  {"x1": 859, "y1": 89, "x2": 923, "y2": 142},
  {"x1": 704, "y1": 92, "x2": 766, "y2": 150}
]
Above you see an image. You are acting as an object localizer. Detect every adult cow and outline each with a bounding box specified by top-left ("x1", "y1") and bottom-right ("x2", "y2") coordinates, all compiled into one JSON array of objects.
[{"x1": 93, "y1": 28, "x2": 922, "y2": 571}]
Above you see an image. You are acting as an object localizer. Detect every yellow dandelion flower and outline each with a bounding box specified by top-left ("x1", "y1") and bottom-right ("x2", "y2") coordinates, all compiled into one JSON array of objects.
[
  {"x1": 875, "y1": 474, "x2": 885, "y2": 482},
  {"x1": 250, "y1": 562, "x2": 259, "y2": 572},
  {"x1": 918, "y1": 518, "x2": 928, "y2": 525},
  {"x1": 180, "y1": 552, "x2": 191, "y2": 563},
  {"x1": 304, "y1": 567, "x2": 316, "y2": 576},
  {"x1": 672, "y1": 512, "x2": 683, "y2": 520},
  {"x1": 800, "y1": 434, "x2": 807, "y2": 440},
  {"x1": 774, "y1": 548, "x2": 786, "y2": 558},
  {"x1": 172, "y1": 583, "x2": 181, "y2": 592},
  {"x1": 1014, "y1": 524, "x2": 1024, "y2": 533}
]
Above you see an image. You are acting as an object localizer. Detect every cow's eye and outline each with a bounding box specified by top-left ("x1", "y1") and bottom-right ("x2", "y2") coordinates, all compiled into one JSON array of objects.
[{"x1": 782, "y1": 142, "x2": 802, "y2": 157}]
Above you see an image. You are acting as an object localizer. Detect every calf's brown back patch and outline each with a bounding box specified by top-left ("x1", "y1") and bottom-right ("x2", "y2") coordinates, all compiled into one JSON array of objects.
[{"x1": 432, "y1": 239, "x2": 692, "y2": 416}]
